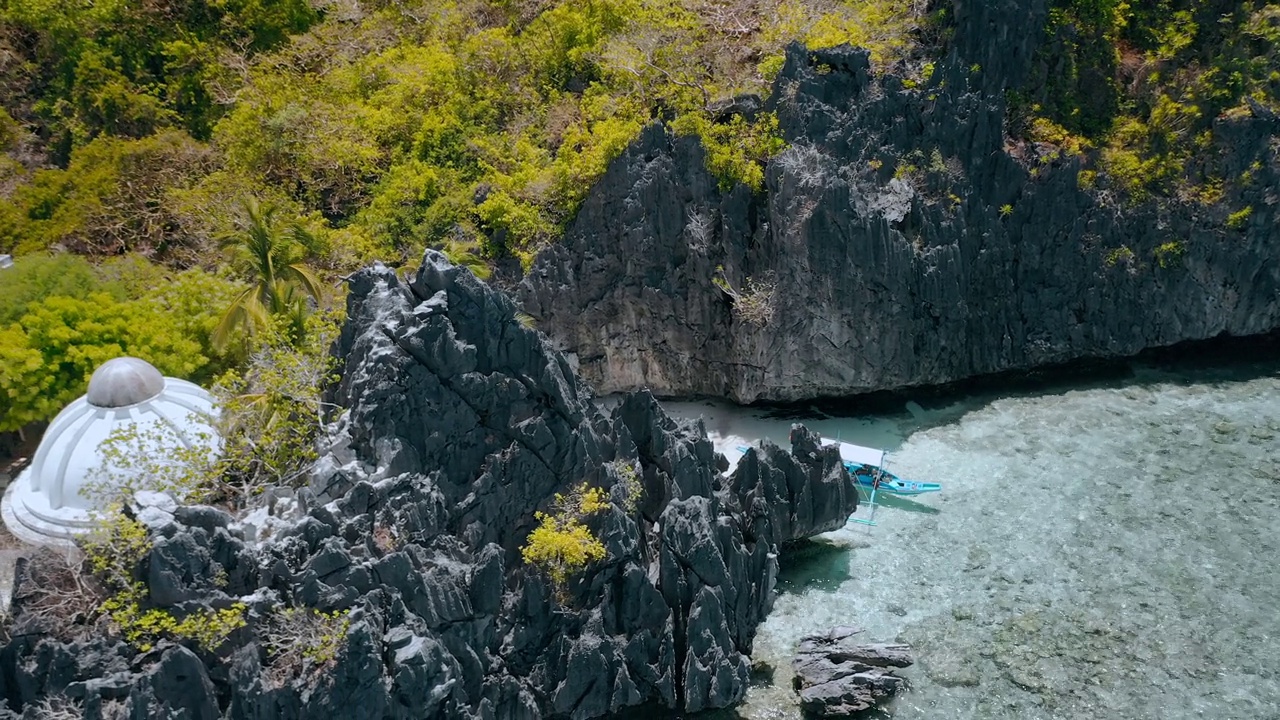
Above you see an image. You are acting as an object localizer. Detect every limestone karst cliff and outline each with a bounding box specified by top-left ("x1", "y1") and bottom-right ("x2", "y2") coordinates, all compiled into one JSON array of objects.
[
  {"x1": 519, "y1": 0, "x2": 1279, "y2": 403},
  {"x1": 0, "y1": 252, "x2": 858, "y2": 719}
]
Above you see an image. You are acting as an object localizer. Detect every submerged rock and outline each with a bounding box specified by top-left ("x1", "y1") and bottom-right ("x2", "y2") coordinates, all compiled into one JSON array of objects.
[
  {"x1": 792, "y1": 626, "x2": 914, "y2": 717},
  {"x1": 0, "y1": 252, "x2": 859, "y2": 719}
]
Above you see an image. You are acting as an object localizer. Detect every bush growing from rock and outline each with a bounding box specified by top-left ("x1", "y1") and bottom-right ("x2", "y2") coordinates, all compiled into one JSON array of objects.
[
  {"x1": 212, "y1": 310, "x2": 343, "y2": 499},
  {"x1": 260, "y1": 607, "x2": 353, "y2": 687},
  {"x1": 610, "y1": 460, "x2": 643, "y2": 514},
  {"x1": 84, "y1": 511, "x2": 246, "y2": 653},
  {"x1": 522, "y1": 482, "x2": 610, "y2": 599}
]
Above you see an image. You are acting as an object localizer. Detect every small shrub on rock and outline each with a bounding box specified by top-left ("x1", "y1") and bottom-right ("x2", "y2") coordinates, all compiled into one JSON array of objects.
[
  {"x1": 671, "y1": 112, "x2": 786, "y2": 191},
  {"x1": 1225, "y1": 206, "x2": 1252, "y2": 230},
  {"x1": 521, "y1": 483, "x2": 610, "y2": 599},
  {"x1": 82, "y1": 511, "x2": 152, "y2": 589},
  {"x1": 83, "y1": 511, "x2": 246, "y2": 653},
  {"x1": 100, "y1": 584, "x2": 246, "y2": 653},
  {"x1": 713, "y1": 267, "x2": 777, "y2": 326},
  {"x1": 261, "y1": 607, "x2": 353, "y2": 686},
  {"x1": 734, "y1": 274, "x2": 778, "y2": 326},
  {"x1": 610, "y1": 460, "x2": 643, "y2": 514},
  {"x1": 213, "y1": 310, "x2": 343, "y2": 498}
]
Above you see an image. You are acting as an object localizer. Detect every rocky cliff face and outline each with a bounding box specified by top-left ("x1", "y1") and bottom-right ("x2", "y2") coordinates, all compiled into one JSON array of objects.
[
  {"x1": 0, "y1": 252, "x2": 858, "y2": 719},
  {"x1": 519, "y1": 0, "x2": 1280, "y2": 403}
]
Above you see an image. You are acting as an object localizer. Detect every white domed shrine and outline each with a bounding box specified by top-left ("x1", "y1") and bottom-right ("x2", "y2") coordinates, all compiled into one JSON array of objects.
[{"x1": 1, "y1": 357, "x2": 219, "y2": 546}]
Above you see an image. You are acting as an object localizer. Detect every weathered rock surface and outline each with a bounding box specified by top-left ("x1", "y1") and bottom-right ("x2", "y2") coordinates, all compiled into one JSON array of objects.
[
  {"x1": 0, "y1": 251, "x2": 859, "y2": 719},
  {"x1": 519, "y1": 1, "x2": 1280, "y2": 403},
  {"x1": 792, "y1": 626, "x2": 914, "y2": 717}
]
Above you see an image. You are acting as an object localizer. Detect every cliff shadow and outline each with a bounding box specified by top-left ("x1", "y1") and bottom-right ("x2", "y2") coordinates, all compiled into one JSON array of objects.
[
  {"x1": 775, "y1": 538, "x2": 852, "y2": 594},
  {"x1": 750, "y1": 328, "x2": 1280, "y2": 441}
]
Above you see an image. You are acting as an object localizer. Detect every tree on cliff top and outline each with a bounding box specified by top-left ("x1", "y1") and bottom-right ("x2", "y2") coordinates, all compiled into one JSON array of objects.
[{"x1": 213, "y1": 198, "x2": 324, "y2": 352}]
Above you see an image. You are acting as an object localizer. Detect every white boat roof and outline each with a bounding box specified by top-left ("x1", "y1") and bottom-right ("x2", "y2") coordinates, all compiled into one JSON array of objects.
[{"x1": 820, "y1": 439, "x2": 886, "y2": 468}]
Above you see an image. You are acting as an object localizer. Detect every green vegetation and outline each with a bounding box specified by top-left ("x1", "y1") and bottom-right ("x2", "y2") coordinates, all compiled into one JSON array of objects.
[
  {"x1": 610, "y1": 460, "x2": 643, "y2": 514},
  {"x1": 84, "y1": 420, "x2": 222, "y2": 506},
  {"x1": 83, "y1": 512, "x2": 247, "y2": 653},
  {"x1": 1104, "y1": 245, "x2": 1137, "y2": 268},
  {"x1": 262, "y1": 607, "x2": 352, "y2": 685},
  {"x1": 3, "y1": 0, "x2": 932, "y2": 274},
  {"x1": 100, "y1": 584, "x2": 247, "y2": 654},
  {"x1": 0, "y1": 0, "x2": 316, "y2": 153},
  {"x1": 671, "y1": 112, "x2": 786, "y2": 191},
  {"x1": 713, "y1": 265, "x2": 777, "y2": 325},
  {"x1": 1016, "y1": 1, "x2": 1278, "y2": 203},
  {"x1": 83, "y1": 307, "x2": 342, "y2": 501},
  {"x1": 1225, "y1": 206, "x2": 1253, "y2": 230},
  {"x1": 1154, "y1": 240, "x2": 1186, "y2": 268},
  {"x1": 0, "y1": 0, "x2": 1265, "y2": 448},
  {"x1": 522, "y1": 482, "x2": 610, "y2": 599},
  {"x1": 0, "y1": 131, "x2": 218, "y2": 259},
  {"x1": 0, "y1": 3, "x2": 931, "y2": 440},
  {"x1": 0, "y1": 255, "x2": 241, "y2": 432},
  {"x1": 212, "y1": 198, "x2": 324, "y2": 351},
  {"x1": 213, "y1": 311, "x2": 342, "y2": 496}
]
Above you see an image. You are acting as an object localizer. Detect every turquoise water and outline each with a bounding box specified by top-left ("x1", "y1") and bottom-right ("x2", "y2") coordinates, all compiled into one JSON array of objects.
[{"x1": 662, "y1": 358, "x2": 1280, "y2": 720}]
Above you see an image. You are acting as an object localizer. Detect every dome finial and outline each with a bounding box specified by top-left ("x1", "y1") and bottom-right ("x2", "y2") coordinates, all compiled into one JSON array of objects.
[{"x1": 86, "y1": 357, "x2": 165, "y2": 408}]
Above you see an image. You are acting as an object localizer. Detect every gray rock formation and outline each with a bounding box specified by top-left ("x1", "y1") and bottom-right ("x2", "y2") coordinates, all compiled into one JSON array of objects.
[
  {"x1": 519, "y1": 2, "x2": 1280, "y2": 403},
  {"x1": 0, "y1": 252, "x2": 859, "y2": 719},
  {"x1": 792, "y1": 626, "x2": 914, "y2": 717}
]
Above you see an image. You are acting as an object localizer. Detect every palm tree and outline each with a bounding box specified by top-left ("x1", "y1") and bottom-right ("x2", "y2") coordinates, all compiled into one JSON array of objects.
[
  {"x1": 439, "y1": 237, "x2": 491, "y2": 280},
  {"x1": 213, "y1": 198, "x2": 324, "y2": 351}
]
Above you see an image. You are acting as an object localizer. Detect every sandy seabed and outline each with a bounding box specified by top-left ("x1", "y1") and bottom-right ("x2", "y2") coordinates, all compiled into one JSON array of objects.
[{"x1": 661, "y1": 360, "x2": 1280, "y2": 720}]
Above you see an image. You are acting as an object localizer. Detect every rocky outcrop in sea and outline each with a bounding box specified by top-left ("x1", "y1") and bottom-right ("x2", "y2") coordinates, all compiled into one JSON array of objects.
[
  {"x1": 519, "y1": 0, "x2": 1280, "y2": 403},
  {"x1": 791, "y1": 626, "x2": 914, "y2": 717},
  {"x1": 0, "y1": 252, "x2": 859, "y2": 719}
]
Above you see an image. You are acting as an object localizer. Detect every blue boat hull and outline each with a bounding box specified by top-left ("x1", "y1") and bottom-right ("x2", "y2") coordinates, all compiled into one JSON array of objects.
[{"x1": 845, "y1": 462, "x2": 941, "y2": 496}]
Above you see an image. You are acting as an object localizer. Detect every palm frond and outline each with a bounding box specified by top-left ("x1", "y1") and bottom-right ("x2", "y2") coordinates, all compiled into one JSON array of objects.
[
  {"x1": 213, "y1": 286, "x2": 272, "y2": 352},
  {"x1": 282, "y1": 262, "x2": 324, "y2": 302},
  {"x1": 218, "y1": 196, "x2": 325, "y2": 349}
]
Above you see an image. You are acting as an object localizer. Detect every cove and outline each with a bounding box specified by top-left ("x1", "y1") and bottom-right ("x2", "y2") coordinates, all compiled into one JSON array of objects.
[{"x1": 660, "y1": 353, "x2": 1280, "y2": 719}]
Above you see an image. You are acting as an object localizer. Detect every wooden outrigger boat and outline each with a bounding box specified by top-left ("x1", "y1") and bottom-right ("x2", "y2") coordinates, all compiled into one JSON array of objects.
[{"x1": 820, "y1": 440, "x2": 942, "y2": 497}]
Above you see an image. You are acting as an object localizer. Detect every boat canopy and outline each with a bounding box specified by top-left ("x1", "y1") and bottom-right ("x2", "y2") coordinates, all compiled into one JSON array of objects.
[{"x1": 820, "y1": 439, "x2": 886, "y2": 468}]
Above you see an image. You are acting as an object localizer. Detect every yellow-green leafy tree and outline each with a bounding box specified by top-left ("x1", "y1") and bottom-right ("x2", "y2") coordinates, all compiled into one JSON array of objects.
[
  {"x1": 522, "y1": 483, "x2": 611, "y2": 601},
  {"x1": 0, "y1": 255, "x2": 241, "y2": 433}
]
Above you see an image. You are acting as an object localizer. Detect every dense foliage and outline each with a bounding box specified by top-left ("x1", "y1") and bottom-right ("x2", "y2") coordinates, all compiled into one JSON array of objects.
[
  {"x1": 1, "y1": 0, "x2": 929, "y2": 273},
  {"x1": 0, "y1": 0, "x2": 933, "y2": 436},
  {"x1": 522, "y1": 482, "x2": 610, "y2": 599},
  {"x1": 1, "y1": 0, "x2": 1272, "y2": 433},
  {"x1": 1017, "y1": 0, "x2": 1278, "y2": 202},
  {"x1": 0, "y1": 254, "x2": 242, "y2": 432}
]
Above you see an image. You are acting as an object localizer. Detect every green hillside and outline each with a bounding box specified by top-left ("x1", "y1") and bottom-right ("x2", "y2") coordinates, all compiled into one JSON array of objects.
[
  {"x1": 0, "y1": 0, "x2": 931, "y2": 271},
  {"x1": 0, "y1": 0, "x2": 1276, "y2": 433}
]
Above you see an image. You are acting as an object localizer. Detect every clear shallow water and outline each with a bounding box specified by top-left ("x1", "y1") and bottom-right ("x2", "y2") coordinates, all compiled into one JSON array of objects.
[{"x1": 660, "y1": 359, "x2": 1280, "y2": 720}]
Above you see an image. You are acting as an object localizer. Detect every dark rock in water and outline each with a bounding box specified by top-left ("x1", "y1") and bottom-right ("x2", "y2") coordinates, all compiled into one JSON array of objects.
[
  {"x1": 0, "y1": 251, "x2": 860, "y2": 719},
  {"x1": 521, "y1": 27, "x2": 1280, "y2": 402},
  {"x1": 792, "y1": 626, "x2": 914, "y2": 717}
]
